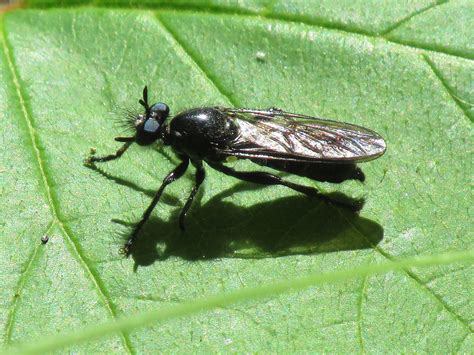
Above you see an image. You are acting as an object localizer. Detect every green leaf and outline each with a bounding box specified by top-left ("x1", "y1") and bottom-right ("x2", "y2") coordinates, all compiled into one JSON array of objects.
[
  {"x1": 1, "y1": 1, "x2": 472, "y2": 353},
  {"x1": 6, "y1": 250, "x2": 474, "y2": 354}
]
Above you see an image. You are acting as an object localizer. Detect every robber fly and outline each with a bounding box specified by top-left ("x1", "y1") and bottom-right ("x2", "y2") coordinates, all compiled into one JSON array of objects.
[{"x1": 85, "y1": 86, "x2": 386, "y2": 255}]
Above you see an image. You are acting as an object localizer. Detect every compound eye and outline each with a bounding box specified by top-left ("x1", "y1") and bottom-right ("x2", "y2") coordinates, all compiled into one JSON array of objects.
[
  {"x1": 150, "y1": 102, "x2": 169, "y2": 117},
  {"x1": 143, "y1": 118, "x2": 160, "y2": 133}
]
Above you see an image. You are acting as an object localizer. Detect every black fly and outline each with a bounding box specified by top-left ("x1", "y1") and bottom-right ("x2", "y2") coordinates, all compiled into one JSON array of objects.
[{"x1": 85, "y1": 86, "x2": 386, "y2": 255}]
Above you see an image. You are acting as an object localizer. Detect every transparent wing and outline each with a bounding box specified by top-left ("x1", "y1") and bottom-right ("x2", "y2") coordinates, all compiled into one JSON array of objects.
[{"x1": 217, "y1": 108, "x2": 387, "y2": 163}]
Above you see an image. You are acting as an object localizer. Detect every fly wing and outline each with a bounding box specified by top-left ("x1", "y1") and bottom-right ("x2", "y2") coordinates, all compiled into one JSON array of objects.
[{"x1": 217, "y1": 108, "x2": 386, "y2": 163}]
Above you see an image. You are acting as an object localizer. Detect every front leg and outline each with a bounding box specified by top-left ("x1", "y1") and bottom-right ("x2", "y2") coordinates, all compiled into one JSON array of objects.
[
  {"x1": 123, "y1": 157, "x2": 190, "y2": 255},
  {"x1": 84, "y1": 136, "x2": 134, "y2": 164}
]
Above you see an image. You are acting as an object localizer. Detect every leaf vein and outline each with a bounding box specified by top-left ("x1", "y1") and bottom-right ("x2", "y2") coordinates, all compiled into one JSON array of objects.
[
  {"x1": 423, "y1": 54, "x2": 473, "y2": 122},
  {"x1": 155, "y1": 8, "x2": 473, "y2": 61},
  {"x1": 25, "y1": 3, "x2": 473, "y2": 60},
  {"x1": 154, "y1": 12, "x2": 236, "y2": 106},
  {"x1": 5, "y1": 249, "x2": 473, "y2": 354},
  {"x1": 337, "y1": 209, "x2": 472, "y2": 332},
  {"x1": 4, "y1": 222, "x2": 53, "y2": 344},
  {"x1": 380, "y1": 0, "x2": 449, "y2": 36},
  {"x1": 0, "y1": 19, "x2": 134, "y2": 354}
]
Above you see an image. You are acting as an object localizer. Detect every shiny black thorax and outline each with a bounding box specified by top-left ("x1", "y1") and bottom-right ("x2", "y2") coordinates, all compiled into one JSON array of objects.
[{"x1": 163, "y1": 107, "x2": 239, "y2": 161}]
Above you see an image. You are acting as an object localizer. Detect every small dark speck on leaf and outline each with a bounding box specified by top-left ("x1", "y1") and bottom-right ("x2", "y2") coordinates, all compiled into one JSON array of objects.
[
  {"x1": 41, "y1": 235, "x2": 49, "y2": 244},
  {"x1": 380, "y1": 168, "x2": 388, "y2": 183}
]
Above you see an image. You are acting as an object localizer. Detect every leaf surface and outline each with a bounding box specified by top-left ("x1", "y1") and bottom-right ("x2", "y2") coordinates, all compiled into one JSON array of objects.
[{"x1": 1, "y1": 1, "x2": 472, "y2": 352}]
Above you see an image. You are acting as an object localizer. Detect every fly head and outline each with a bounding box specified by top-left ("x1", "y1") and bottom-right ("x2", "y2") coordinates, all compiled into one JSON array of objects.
[{"x1": 134, "y1": 86, "x2": 170, "y2": 146}]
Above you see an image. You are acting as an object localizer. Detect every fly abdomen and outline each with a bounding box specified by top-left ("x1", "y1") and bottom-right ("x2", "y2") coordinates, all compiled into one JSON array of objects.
[{"x1": 250, "y1": 158, "x2": 365, "y2": 183}]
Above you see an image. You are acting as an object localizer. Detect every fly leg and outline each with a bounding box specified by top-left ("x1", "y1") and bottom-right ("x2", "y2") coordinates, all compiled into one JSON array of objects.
[
  {"x1": 178, "y1": 161, "x2": 206, "y2": 230},
  {"x1": 123, "y1": 157, "x2": 189, "y2": 256},
  {"x1": 207, "y1": 162, "x2": 360, "y2": 212},
  {"x1": 84, "y1": 137, "x2": 134, "y2": 164}
]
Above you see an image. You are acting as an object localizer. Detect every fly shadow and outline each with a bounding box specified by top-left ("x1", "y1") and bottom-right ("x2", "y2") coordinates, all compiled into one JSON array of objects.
[
  {"x1": 107, "y1": 180, "x2": 384, "y2": 266},
  {"x1": 86, "y1": 163, "x2": 383, "y2": 265}
]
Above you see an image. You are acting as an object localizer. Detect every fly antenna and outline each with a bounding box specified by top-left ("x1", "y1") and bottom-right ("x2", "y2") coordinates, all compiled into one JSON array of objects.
[{"x1": 139, "y1": 85, "x2": 150, "y2": 116}]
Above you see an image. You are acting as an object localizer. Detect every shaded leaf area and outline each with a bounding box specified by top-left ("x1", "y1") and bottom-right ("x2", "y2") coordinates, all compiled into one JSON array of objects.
[{"x1": 0, "y1": 4, "x2": 472, "y2": 353}]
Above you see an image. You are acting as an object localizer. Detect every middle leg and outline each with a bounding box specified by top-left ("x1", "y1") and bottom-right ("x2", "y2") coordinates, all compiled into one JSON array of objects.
[
  {"x1": 179, "y1": 161, "x2": 206, "y2": 230},
  {"x1": 123, "y1": 157, "x2": 189, "y2": 255}
]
